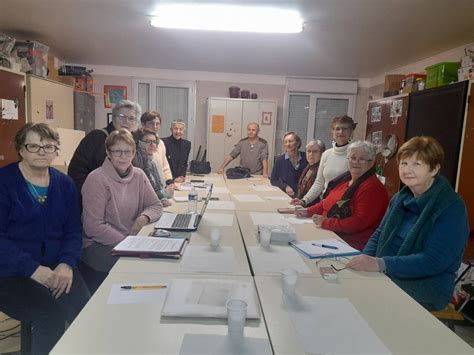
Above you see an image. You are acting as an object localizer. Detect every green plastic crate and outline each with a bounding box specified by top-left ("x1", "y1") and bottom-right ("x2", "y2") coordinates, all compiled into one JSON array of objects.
[{"x1": 425, "y1": 62, "x2": 460, "y2": 89}]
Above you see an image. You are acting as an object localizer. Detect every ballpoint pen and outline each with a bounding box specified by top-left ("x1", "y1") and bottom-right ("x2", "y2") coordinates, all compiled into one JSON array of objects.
[
  {"x1": 312, "y1": 243, "x2": 338, "y2": 250},
  {"x1": 120, "y1": 285, "x2": 168, "y2": 290}
]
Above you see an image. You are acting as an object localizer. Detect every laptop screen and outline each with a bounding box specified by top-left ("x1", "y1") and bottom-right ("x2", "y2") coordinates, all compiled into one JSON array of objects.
[{"x1": 194, "y1": 184, "x2": 213, "y2": 227}]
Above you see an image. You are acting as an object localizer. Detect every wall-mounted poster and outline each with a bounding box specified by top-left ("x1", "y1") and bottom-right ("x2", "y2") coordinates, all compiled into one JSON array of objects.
[
  {"x1": 372, "y1": 130, "x2": 383, "y2": 153},
  {"x1": 370, "y1": 106, "x2": 381, "y2": 123},
  {"x1": 45, "y1": 99, "x2": 54, "y2": 121},
  {"x1": 262, "y1": 112, "x2": 272, "y2": 125},
  {"x1": 390, "y1": 99, "x2": 403, "y2": 125},
  {"x1": 104, "y1": 85, "x2": 127, "y2": 108},
  {"x1": 211, "y1": 115, "x2": 224, "y2": 133}
]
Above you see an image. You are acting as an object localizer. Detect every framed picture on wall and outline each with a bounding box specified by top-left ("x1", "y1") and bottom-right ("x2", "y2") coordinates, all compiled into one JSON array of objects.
[
  {"x1": 107, "y1": 113, "x2": 113, "y2": 125},
  {"x1": 104, "y1": 85, "x2": 127, "y2": 108}
]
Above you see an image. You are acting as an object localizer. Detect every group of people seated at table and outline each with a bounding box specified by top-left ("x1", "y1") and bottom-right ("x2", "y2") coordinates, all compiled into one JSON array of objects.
[{"x1": 0, "y1": 102, "x2": 469, "y2": 354}]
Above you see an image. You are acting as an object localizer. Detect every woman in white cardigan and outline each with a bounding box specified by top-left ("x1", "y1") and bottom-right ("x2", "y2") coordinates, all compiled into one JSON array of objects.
[{"x1": 291, "y1": 115, "x2": 357, "y2": 207}]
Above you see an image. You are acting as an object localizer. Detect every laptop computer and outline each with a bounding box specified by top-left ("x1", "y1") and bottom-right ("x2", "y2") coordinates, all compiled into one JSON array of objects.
[{"x1": 154, "y1": 184, "x2": 213, "y2": 231}]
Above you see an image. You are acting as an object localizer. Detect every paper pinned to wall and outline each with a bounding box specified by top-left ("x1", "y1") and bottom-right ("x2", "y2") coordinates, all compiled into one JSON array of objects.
[
  {"x1": 0, "y1": 99, "x2": 18, "y2": 120},
  {"x1": 285, "y1": 296, "x2": 391, "y2": 354},
  {"x1": 212, "y1": 115, "x2": 225, "y2": 133}
]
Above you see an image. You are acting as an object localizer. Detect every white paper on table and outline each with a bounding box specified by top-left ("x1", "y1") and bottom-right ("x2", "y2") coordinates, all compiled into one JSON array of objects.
[
  {"x1": 249, "y1": 185, "x2": 277, "y2": 192},
  {"x1": 232, "y1": 194, "x2": 265, "y2": 202},
  {"x1": 212, "y1": 186, "x2": 231, "y2": 194},
  {"x1": 264, "y1": 196, "x2": 290, "y2": 201},
  {"x1": 161, "y1": 278, "x2": 260, "y2": 318},
  {"x1": 174, "y1": 196, "x2": 189, "y2": 202},
  {"x1": 250, "y1": 212, "x2": 289, "y2": 226},
  {"x1": 285, "y1": 296, "x2": 391, "y2": 354},
  {"x1": 208, "y1": 201, "x2": 236, "y2": 210},
  {"x1": 113, "y1": 236, "x2": 185, "y2": 253},
  {"x1": 180, "y1": 334, "x2": 272, "y2": 355},
  {"x1": 106, "y1": 283, "x2": 169, "y2": 305},
  {"x1": 201, "y1": 213, "x2": 234, "y2": 227},
  {"x1": 285, "y1": 217, "x2": 314, "y2": 225},
  {"x1": 179, "y1": 184, "x2": 211, "y2": 192},
  {"x1": 181, "y1": 246, "x2": 237, "y2": 273},
  {"x1": 248, "y1": 246, "x2": 311, "y2": 274}
]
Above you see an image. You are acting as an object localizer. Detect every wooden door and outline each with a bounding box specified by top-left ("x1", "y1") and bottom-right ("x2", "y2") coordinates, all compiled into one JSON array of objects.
[{"x1": 0, "y1": 68, "x2": 26, "y2": 167}]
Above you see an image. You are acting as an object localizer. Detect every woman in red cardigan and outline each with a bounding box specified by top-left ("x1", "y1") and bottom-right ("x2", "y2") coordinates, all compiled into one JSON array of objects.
[{"x1": 296, "y1": 141, "x2": 389, "y2": 250}]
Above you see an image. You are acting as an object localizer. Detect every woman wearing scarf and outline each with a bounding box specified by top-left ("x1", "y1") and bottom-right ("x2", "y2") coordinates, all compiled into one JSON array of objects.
[
  {"x1": 295, "y1": 139, "x2": 326, "y2": 206},
  {"x1": 133, "y1": 128, "x2": 174, "y2": 207},
  {"x1": 347, "y1": 136, "x2": 469, "y2": 311},
  {"x1": 297, "y1": 141, "x2": 389, "y2": 250}
]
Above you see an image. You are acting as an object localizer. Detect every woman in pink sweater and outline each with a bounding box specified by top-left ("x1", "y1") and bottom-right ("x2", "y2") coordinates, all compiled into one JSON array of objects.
[{"x1": 81, "y1": 129, "x2": 163, "y2": 288}]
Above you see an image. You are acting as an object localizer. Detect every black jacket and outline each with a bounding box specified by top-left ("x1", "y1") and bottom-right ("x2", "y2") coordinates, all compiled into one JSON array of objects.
[
  {"x1": 162, "y1": 135, "x2": 191, "y2": 179},
  {"x1": 68, "y1": 122, "x2": 115, "y2": 193}
]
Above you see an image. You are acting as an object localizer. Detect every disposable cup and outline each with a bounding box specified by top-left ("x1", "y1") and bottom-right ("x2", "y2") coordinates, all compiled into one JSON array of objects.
[
  {"x1": 226, "y1": 299, "x2": 247, "y2": 340},
  {"x1": 281, "y1": 268, "x2": 298, "y2": 295},
  {"x1": 210, "y1": 227, "x2": 221, "y2": 248},
  {"x1": 260, "y1": 228, "x2": 271, "y2": 248}
]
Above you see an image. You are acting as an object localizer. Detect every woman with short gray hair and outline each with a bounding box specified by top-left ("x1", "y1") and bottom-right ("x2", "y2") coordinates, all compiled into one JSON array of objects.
[
  {"x1": 295, "y1": 139, "x2": 326, "y2": 205},
  {"x1": 296, "y1": 140, "x2": 389, "y2": 250}
]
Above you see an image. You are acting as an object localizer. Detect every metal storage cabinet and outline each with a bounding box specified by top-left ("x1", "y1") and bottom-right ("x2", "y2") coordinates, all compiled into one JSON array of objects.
[{"x1": 207, "y1": 97, "x2": 277, "y2": 172}]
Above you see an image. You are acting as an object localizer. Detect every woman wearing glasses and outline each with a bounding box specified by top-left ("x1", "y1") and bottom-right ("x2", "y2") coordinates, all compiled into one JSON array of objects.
[
  {"x1": 133, "y1": 128, "x2": 174, "y2": 207},
  {"x1": 68, "y1": 100, "x2": 142, "y2": 193},
  {"x1": 291, "y1": 115, "x2": 356, "y2": 207},
  {"x1": 297, "y1": 141, "x2": 389, "y2": 250},
  {"x1": 0, "y1": 123, "x2": 89, "y2": 354},
  {"x1": 81, "y1": 129, "x2": 163, "y2": 291},
  {"x1": 347, "y1": 137, "x2": 469, "y2": 311}
]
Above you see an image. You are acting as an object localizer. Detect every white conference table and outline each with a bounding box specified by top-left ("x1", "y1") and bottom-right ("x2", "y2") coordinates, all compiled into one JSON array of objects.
[
  {"x1": 52, "y1": 174, "x2": 473, "y2": 354},
  {"x1": 110, "y1": 211, "x2": 252, "y2": 276},
  {"x1": 255, "y1": 275, "x2": 474, "y2": 354},
  {"x1": 51, "y1": 273, "x2": 272, "y2": 355}
]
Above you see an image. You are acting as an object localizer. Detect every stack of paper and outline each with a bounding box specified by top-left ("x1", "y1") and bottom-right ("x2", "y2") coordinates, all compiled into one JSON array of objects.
[
  {"x1": 112, "y1": 236, "x2": 187, "y2": 259},
  {"x1": 161, "y1": 278, "x2": 260, "y2": 319}
]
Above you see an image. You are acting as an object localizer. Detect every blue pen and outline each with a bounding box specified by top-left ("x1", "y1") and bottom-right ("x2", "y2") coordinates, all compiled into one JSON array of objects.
[{"x1": 312, "y1": 243, "x2": 338, "y2": 250}]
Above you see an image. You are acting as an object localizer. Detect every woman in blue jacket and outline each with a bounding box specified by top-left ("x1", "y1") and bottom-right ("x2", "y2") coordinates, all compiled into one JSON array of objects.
[
  {"x1": 271, "y1": 131, "x2": 307, "y2": 197},
  {"x1": 0, "y1": 123, "x2": 89, "y2": 354},
  {"x1": 347, "y1": 136, "x2": 469, "y2": 311}
]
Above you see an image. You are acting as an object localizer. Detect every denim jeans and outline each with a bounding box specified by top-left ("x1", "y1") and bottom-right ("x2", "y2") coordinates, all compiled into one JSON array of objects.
[{"x1": 0, "y1": 267, "x2": 90, "y2": 355}]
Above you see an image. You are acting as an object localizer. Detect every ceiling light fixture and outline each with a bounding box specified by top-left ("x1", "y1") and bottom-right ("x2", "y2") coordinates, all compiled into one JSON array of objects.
[{"x1": 150, "y1": 4, "x2": 303, "y2": 33}]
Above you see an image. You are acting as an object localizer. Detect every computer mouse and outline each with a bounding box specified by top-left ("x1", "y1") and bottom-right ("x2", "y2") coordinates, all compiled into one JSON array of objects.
[{"x1": 154, "y1": 229, "x2": 171, "y2": 237}]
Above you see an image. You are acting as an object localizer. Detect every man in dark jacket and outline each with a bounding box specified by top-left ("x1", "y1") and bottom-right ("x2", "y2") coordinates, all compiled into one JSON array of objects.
[
  {"x1": 162, "y1": 120, "x2": 191, "y2": 183},
  {"x1": 68, "y1": 100, "x2": 141, "y2": 193}
]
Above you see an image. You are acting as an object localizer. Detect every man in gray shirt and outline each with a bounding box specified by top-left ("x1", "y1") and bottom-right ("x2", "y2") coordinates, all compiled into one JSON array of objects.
[{"x1": 217, "y1": 122, "x2": 269, "y2": 177}]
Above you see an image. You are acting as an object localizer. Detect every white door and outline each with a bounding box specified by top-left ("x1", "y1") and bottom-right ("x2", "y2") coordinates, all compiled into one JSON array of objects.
[
  {"x1": 133, "y1": 78, "x2": 196, "y2": 157},
  {"x1": 287, "y1": 93, "x2": 355, "y2": 149}
]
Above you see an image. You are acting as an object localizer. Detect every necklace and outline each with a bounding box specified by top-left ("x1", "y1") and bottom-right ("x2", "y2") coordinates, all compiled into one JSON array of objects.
[{"x1": 26, "y1": 180, "x2": 48, "y2": 203}]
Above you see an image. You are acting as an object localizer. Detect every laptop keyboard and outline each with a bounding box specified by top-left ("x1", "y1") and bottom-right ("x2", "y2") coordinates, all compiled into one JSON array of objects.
[{"x1": 171, "y1": 214, "x2": 193, "y2": 228}]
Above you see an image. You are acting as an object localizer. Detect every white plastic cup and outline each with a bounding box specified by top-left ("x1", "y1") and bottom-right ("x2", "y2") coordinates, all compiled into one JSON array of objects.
[
  {"x1": 226, "y1": 299, "x2": 247, "y2": 340},
  {"x1": 281, "y1": 268, "x2": 298, "y2": 295},
  {"x1": 210, "y1": 227, "x2": 221, "y2": 248},
  {"x1": 260, "y1": 228, "x2": 271, "y2": 248}
]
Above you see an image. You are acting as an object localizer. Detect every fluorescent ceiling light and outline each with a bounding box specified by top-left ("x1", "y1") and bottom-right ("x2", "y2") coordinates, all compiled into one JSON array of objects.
[{"x1": 151, "y1": 4, "x2": 303, "y2": 33}]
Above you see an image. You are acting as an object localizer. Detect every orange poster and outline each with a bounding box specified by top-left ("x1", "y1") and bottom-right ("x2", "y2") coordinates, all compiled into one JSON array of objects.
[{"x1": 212, "y1": 115, "x2": 225, "y2": 133}]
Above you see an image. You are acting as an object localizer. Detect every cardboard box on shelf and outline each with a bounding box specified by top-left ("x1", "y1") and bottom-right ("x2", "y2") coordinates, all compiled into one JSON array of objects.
[
  {"x1": 58, "y1": 76, "x2": 74, "y2": 86},
  {"x1": 384, "y1": 74, "x2": 405, "y2": 92},
  {"x1": 47, "y1": 55, "x2": 59, "y2": 81},
  {"x1": 58, "y1": 75, "x2": 93, "y2": 92}
]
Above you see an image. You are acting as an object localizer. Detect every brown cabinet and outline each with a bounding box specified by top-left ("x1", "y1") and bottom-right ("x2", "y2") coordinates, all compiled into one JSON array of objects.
[{"x1": 0, "y1": 68, "x2": 26, "y2": 167}]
